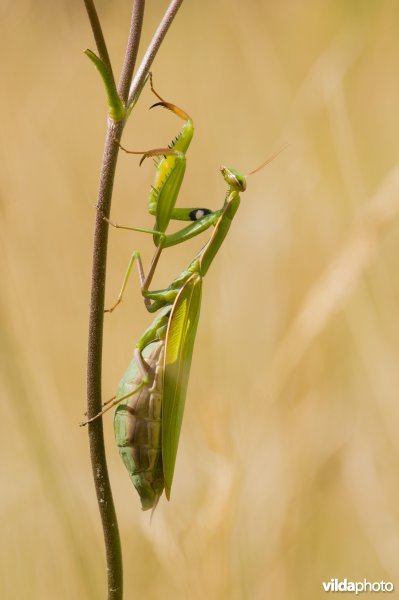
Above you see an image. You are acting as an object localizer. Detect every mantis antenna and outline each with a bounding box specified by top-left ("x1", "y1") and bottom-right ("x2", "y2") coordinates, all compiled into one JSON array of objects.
[{"x1": 246, "y1": 144, "x2": 288, "y2": 177}]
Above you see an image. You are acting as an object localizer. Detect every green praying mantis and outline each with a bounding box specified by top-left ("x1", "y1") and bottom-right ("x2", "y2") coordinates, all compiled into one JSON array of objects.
[{"x1": 82, "y1": 76, "x2": 281, "y2": 511}]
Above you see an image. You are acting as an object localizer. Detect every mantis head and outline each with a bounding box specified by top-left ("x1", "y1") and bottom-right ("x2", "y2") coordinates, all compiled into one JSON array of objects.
[
  {"x1": 220, "y1": 146, "x2": 287, "y2": 193},
  {"x1": 220, "y1": 166, "x2": 247, "y2": 192}
]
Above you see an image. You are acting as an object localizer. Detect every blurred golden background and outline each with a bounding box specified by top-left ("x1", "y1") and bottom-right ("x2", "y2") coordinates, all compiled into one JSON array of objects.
[{"x1": 2, "y1": 1, "x2": 399, "y2": 598}]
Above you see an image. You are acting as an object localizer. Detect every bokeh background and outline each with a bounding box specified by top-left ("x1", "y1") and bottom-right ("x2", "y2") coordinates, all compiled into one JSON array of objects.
[{"x1": 2, "y1": 1, "x2": 399, "y2": 598}]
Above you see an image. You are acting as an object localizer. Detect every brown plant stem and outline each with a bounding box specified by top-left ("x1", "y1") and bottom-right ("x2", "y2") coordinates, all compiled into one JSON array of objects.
[
  {"x1": 87, "y1": 120, "x2": 124, "y2": 600},
  {"x1": 83, "y1": 0, "x2": 113, "y2": 74}
]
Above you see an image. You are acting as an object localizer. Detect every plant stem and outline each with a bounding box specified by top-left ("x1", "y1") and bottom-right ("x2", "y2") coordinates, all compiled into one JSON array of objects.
[
  {"x1": 118, "y1": 1, "x2": 145, "y2": 104},
  {"x1": 85, "y1": 1, "x2": 185, "y2": 598},
  {"x1": 85, "y1": 2, "x2": 145, "y2": 598},
  {"x1": 83, "y1": 0, "x2": 113, "y2": 75},
  {"x1": 87, "y1": 120, "x2": 123, "y2": 600},
  {"x1": 128, "y1": 0, "x2": 185, "y2": 107}
]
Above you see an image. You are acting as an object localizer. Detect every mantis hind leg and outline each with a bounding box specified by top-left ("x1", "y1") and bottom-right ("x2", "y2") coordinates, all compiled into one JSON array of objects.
[
  {"x1": 80, "y1": 349, "x2": 151, "y2": 426},
  {"x1": 80, "y1": 382, "x2": 147, "y2": 426}
]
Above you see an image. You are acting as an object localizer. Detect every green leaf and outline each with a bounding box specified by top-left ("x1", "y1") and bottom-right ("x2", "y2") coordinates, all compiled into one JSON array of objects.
[{"x1": 85, "y1": 49, "x2": 125, "y2": 122}]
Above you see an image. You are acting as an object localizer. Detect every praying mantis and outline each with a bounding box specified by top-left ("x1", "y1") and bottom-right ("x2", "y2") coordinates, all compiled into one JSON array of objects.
[
  {"x1": 83, "y1": 77, "x2": 281, "y2": 510},
  {"x1": 100, "y1": 162, "x2": 274, "y2": 511}
]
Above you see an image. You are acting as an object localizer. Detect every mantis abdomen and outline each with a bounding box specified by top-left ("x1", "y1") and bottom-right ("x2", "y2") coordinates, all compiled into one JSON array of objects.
[{"x1": 114, "y1": 341, "x2": 165, "y2": 510}]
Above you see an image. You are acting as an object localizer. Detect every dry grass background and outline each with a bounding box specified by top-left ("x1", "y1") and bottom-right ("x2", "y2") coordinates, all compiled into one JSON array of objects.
[{"x1": 2, "y1": 1, "x2": 399, "y2": 598}]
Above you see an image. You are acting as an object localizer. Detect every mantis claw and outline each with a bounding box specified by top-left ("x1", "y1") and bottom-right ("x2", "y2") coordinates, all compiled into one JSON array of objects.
[{"x1": 149, "y1": 101, "x2": 191, "y2": 122}]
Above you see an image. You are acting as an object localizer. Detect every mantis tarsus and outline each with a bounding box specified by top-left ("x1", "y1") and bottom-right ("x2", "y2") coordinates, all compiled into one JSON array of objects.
[{"x1": 83, "y1": 154, "x2": 279, "y2": 510}]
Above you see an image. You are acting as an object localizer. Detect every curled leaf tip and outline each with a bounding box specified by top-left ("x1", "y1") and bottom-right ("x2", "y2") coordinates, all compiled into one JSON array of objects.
[{"x1": 85, "y1": 49, "x2": 125, "y2": 122}]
